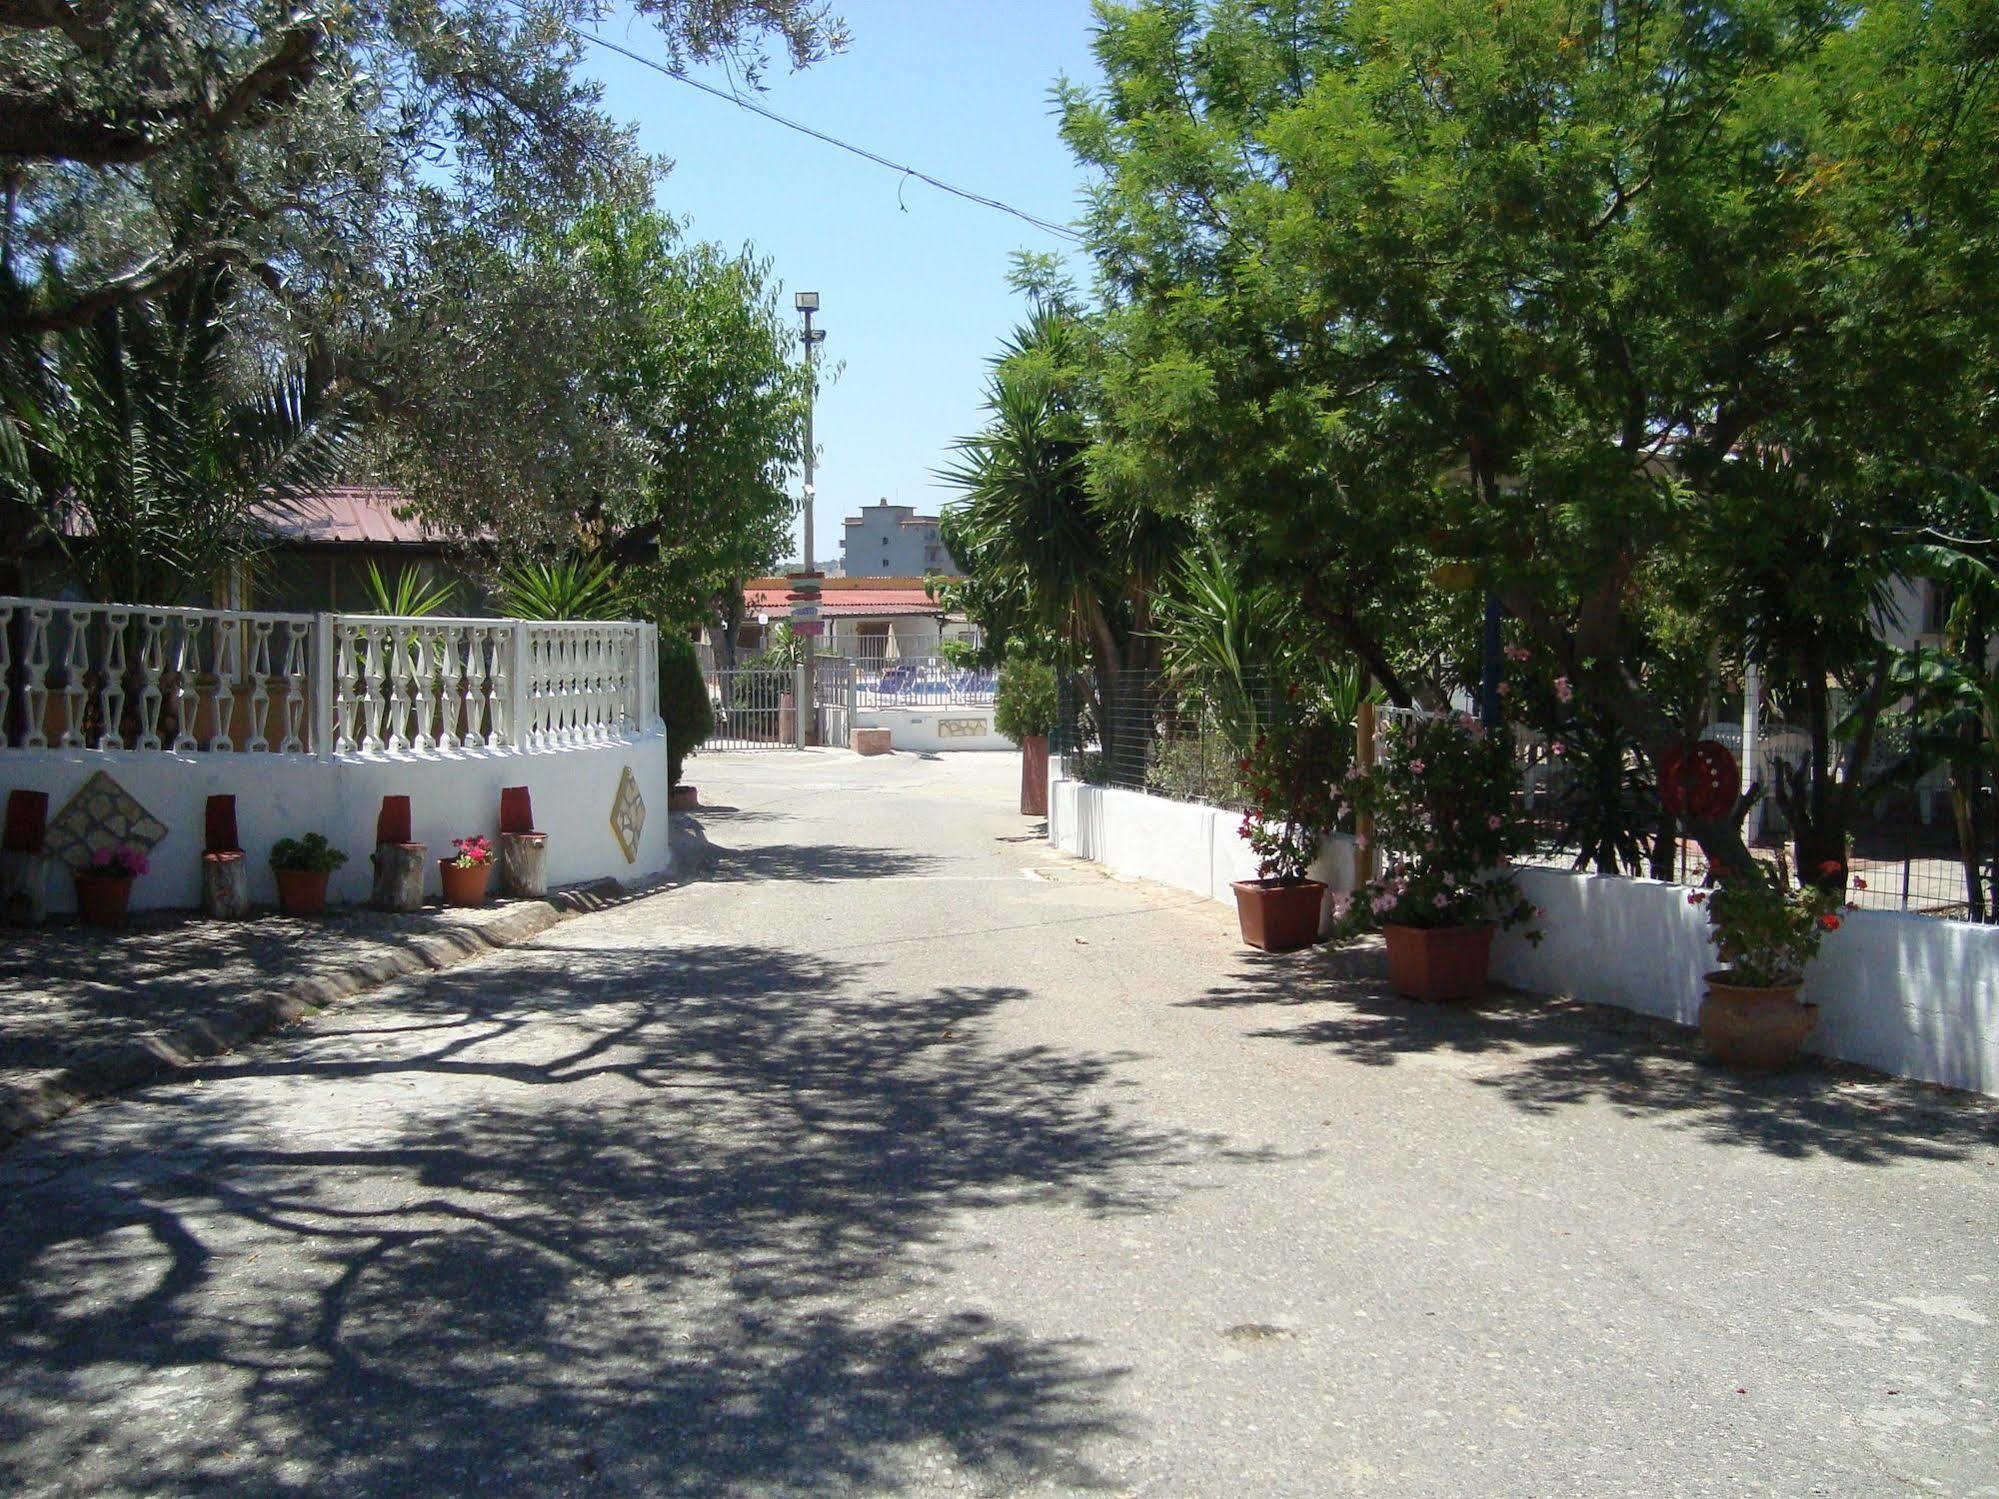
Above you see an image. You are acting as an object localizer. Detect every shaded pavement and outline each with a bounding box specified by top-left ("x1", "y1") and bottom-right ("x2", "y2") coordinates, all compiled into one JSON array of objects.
[{"x1": 0, "y1": 750, "x2": 1994, "y2": 1496}]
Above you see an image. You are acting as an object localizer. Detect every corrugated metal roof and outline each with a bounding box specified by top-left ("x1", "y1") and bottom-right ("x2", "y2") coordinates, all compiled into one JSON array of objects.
[{"x1": 257, "y1": 487, "x2": 442, "y2": 546}]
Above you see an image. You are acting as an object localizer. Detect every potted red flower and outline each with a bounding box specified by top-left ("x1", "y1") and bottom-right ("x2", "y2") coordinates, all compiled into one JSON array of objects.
[
  {"x1": 1689, "y1": 854, "x2": 1849, "y2": 1069},
  {"x1": 1340, "y1": 713, "x2": 1541, "y2": 1000},
  {"x1": 1232, "y1": 714, "x2": 1344, "y2": 952},
  {"x1": 74, "y1": 844, "x2": 148, "y2": 929},
  {"x1": 439, "y1": 834, "x2": 495, "y2": 907}
]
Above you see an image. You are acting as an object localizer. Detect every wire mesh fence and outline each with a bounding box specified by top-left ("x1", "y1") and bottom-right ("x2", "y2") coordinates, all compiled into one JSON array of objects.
[{"x1": 1053, "y1": 669, "x2": 1275, "y2": 812}]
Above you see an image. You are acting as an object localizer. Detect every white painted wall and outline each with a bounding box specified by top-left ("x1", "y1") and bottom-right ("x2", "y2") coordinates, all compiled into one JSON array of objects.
[
  {"x1": 1493, "y1": 865, "x2": 1999, "y2": 1095},
  {"x1": 1047, "y1": 777, "x2": 1359, "y2": 935},
  {"x1": 853, "y1": 707, "x2": 1013, "y2": 753},
  {"x1": 11, "y1": 731, "x2": 672, "y2": 913},
  {"x1": 1048, "y1": 776, "x2": 1996, "y2": 1094}
]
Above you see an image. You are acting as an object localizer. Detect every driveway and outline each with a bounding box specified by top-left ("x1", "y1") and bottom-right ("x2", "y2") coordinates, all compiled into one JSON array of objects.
[{"x1": 1, "y1": 749, "x2": 1994, "y2": 1497}]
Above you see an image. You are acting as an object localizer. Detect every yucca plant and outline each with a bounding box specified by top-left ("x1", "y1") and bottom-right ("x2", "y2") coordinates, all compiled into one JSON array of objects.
[
  {"x1": 363, "y1": 560, "x2": 459, "y2": 618},
  {"x1": 494, "y1": 554, "x2": 630, "y2": 621}
]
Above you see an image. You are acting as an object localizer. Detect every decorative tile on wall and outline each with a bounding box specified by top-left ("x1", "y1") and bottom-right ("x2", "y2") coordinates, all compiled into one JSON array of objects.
[
  {"x1": 46, "y1": 772, "x2": 170, "y2": 870},
  {"x1": 609, "y1": 766, "x2": 645, "y2": 865}
]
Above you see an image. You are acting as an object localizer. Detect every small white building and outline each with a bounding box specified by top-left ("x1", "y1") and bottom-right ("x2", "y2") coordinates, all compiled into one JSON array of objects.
[{"x1": 840, "y1": 500, "x2": 957, "y2": 578}]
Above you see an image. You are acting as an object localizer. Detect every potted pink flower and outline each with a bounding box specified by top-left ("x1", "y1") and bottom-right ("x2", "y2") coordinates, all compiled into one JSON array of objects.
[
  {"x1": 1231, "y1": 714, "x2": 1345, "y2": 952},
  {"x1": 1340, "y1": 714, "x2": 1541, "y2": 1000},
  {"x1": 439, "y1": 834, "x2": 495, "y2": 907},
  {"x1": 74, "y1": 844, "x2": 148, "y2": 929}
]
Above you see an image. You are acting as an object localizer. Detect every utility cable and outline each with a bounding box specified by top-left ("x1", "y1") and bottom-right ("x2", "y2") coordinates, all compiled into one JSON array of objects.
[{"x1": 559, "y1": 21, "x2": 1086, "y2": 244}]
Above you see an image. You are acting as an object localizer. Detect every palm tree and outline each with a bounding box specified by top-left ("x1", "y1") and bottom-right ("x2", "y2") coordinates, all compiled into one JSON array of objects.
[
  {"x1": 937, "y1": 306, "x2": 1184, "y2": 777},
  {"x1": 33, "y1": 266, "x2": 353, "y2": 605}
]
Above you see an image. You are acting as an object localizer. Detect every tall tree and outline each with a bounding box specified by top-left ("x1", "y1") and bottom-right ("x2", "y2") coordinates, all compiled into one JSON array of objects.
[
  {"x1": 372, "y1": 198, "x2": 807, "y2": 631},
  {"x1": 1060, "y1": 0, "x2": 1999, "y2": 879},
  {"x1": 939, "y1": 300, "x2": 1185, "y2": 774}
]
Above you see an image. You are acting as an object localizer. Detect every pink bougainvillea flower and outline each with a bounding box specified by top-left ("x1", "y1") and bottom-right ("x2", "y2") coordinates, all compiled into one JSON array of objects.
[
  {"x1": 1496, "y1": 681, "x2": 1511, "y2": 697},
  {"x1": 1551, "y1": 741, "x2": 1566, "y2": 756},
  {"x1": 1852, "y1": 876, "x2": 1867, "y2": 890},
  {"x1": 1553, "y1": 676, "x2": 1573, "y2": 703},
  {"x1": 1408, "y1": 759, "x2": 1426, "y2": 774},
  {"x1": 1687, "y1": 890, "x2": 1707, "y2": 906},
  {"x1": 1487, "y1": 814, "x2": 1503, "y2": 830},
  {"x1": 1504, "y1": 644, "x2": 1530, "y2": 662},
  {"x1": 1432, "y1": 892, "x2": 1450, "y2": 908}
]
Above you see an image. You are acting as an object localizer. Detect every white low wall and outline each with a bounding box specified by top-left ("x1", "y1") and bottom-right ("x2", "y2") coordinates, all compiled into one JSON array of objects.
[
  {"x1": 854, "y1": 706, "x2": 1013, "y2": 753},
  {"x1": 1494, "y1": 865, "x2": 1999, "y2": 1095},
  {"x1": 10, "y1": 732, "x2": 672, "y2": 913},
  {"x1": 1048, "y1": 777, "x2": 1359, "y2": 935}
]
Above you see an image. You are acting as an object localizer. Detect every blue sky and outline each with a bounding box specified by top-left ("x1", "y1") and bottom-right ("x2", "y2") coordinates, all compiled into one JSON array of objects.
[{"x1": 576, "y1": 1, "x2": 1105, "y2": 571}]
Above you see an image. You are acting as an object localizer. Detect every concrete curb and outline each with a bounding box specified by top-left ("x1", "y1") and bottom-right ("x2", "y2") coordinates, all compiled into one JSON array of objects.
[{"x1": 0, "y1": 893, "x2": 595, "y2": 1150}]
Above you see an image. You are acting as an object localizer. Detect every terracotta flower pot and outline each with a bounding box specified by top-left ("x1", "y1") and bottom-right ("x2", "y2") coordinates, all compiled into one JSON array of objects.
[
  {"x1": 669, "y1": 784, "x2": 700, "y2": 812},
  {"x1": 273, "y1": 866, "x2": 331, "y2": 917},
  {"x1": 1384, "y1": 923, "x2": 1495, "y2": 1002},
  {"x1": 439, "y1": 858, "x2": 492, "y2": 908},
  {"x1": 1699, "y1": 972, "x2": 1818, "y2": 1071},
  {"x1": 73, "y1": 872, "x2": 133, "y2": 930},
  {"x1": 1233, "y1": 877, "x2": 1326, "y2": 952},
  {"x1": 1020, "y1": 735, "x2": 1050, "y2": 817}
]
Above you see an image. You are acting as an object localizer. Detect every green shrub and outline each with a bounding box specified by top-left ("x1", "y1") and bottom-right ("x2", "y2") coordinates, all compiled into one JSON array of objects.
[
  {"x1": 270, "y1": 833, "x2": 349, "y2": 873},
  {"x1": 658, "y1": 634, "x2": 715, "y2": 786},
  {"x1": 994, "y1": 658, "x2": 1058, "y2": 744}
]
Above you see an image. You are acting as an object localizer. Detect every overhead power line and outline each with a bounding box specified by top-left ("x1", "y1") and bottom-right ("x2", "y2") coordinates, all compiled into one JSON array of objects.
[{"x1": 559, "y1": 21, "x2": 1086, "y2": 244}]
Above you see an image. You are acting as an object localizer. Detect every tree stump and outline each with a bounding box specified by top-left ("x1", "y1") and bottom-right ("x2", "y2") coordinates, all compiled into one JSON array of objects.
[
  {"x1": 500, "y1": 831, "x2": 548, "y2": 899},
  {"x1": 372, "y1": 841, "x2": 428, "y2": 911},
  {"x1": 201, "y1": 850, "x2": 251, "y2": 920},
  {"x1": 0, "y1": 850, "x2": 55, "y2": 926}
]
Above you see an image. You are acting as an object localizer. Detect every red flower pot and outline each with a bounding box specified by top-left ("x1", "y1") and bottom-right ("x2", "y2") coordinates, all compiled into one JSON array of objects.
[
  {"x1": 273, "y1": 867, "x2": 331, "y2": 917},
  {"x1": 1233, "y1": 878, "x2": 1326, "y2": 952},
  {"x1": 73, "y1": 872, "x2": 133, "y2": 930},
  {"x1": 1384, "y1": 923, "x2": 1495, "y2": 1002},
  {"x1": 669, "y1": 785, "x2": 700, "y2": 812},
  {"x1": 1019, "y1": 735, "x2": 1049, "y2": 817},
  {"x1": 439, "y1": 859, "x2": 491, "y2": 908}
]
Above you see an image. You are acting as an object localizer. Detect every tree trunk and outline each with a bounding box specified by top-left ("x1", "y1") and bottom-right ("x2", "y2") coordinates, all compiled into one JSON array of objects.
[
  {"x1": 371, "y1": 841, "x2": 427, "y2": 911},
  {"x1": 201, "y1": 850, "x2": 251, "y2": 920},
  {"x1": 499, "y1": 831, "x2": 548, "y2": 899}
]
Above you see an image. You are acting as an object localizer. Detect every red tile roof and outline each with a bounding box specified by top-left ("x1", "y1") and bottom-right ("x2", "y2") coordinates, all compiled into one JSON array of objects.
[{"x1": 742, "y1": 583, "x2": 945, "y2": 618}]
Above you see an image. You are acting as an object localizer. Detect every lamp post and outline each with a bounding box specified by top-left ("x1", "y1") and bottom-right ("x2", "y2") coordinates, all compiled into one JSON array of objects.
[{"x1": 795, "y1": 292, "x2": 825, "y2": 748}]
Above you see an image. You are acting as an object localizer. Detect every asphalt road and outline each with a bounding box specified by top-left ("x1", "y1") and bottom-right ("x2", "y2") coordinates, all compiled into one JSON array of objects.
[{"x1": 2, "y1": 749, "x2": 1995, "y2": 1497}]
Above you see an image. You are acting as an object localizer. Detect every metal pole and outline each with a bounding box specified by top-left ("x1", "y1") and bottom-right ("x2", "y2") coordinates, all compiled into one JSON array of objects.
[
  {"x1": 1742, "y1": 661, "x2": 1762, "y2": 845},
  {"x1": 800, "y1": 304, "x2": 818, "y2": 746},
  {"x1": 1479, "y1": 591, "x2": 1504, "y2": 728}
]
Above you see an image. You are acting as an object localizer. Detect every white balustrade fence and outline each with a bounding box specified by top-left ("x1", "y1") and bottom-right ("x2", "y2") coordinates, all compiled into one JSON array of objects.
[{"x1": 0, "y1": 596, "x2": 660, "y2": 759}]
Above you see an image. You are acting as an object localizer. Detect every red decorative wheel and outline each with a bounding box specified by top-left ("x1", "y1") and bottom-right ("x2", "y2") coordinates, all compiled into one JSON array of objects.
[{"x1": 1659, "y1": 740, "x2": 1739, "y2": 821}]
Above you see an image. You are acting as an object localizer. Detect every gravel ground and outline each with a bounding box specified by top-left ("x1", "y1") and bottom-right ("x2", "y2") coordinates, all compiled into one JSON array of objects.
[{"x1": 0, "y1": 749, "x2": 1993, "y2": 1497}]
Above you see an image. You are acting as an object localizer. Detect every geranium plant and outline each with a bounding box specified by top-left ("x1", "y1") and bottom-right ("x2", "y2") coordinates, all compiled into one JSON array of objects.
[
  {"x1": 1235, "y1": 712, "x2": 1346, "y2": 883},
  {"x1": 447, "y1": 835, "x2": 495, "y2": 869},
  {"x1": 1340, "y1": 714, "x2": 1540, "y2": 939},
  {"x1": 80, "y1": 844, "x2": 149, "y2": 880},
  {"x1": 270, "y1": 833, "x2": 349, "y2": 874},
  {"x1": 1689, "y1": 854, "x2": 1850, "y2": 987}
]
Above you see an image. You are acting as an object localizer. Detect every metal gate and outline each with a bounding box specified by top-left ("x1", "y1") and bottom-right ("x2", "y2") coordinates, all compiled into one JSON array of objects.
[
  {"x1": 813, "y1": 657, "x2": 855, "y2": 747},
  {"x1": 705, "y1": 666, "x2": 799, "y2": 751}
]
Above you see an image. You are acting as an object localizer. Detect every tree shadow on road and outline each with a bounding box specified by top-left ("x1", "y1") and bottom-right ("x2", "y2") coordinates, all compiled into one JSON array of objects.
[
  {"x1": 704, "y1": 841, "x2": 945, "y2": 884},
  {"x1": 1185, "y1": 940, "x2": 1999, "y2": 1168},
  {"x1": 0, "y1": 940, "x2": 1194, "y2": 1495}
]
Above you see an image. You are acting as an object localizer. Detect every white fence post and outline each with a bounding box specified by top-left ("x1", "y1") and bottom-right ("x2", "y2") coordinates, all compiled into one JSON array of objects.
[
  {"x1": 510, "y1": 620, "x2": 531, "y2": 753},
  {"x1": 312, "y1": 613, "x2": 336, "y2": 761}
]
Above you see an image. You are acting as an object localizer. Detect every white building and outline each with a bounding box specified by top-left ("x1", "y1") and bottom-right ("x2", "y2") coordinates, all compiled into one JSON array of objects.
[{"x1": 841, "y1": 500, "x2": 958, "y2": 578}]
